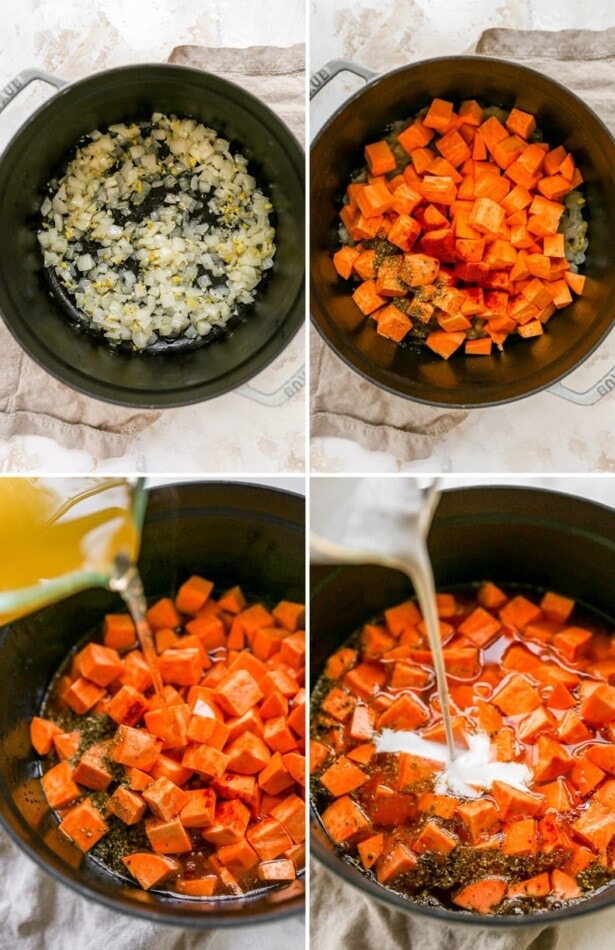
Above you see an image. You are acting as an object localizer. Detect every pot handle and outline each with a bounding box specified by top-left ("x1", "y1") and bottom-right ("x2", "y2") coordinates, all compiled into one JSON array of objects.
[
  {"x1": 548, "y1": 365, "x2": 615, "y2": 405},
  {"x1": 0, "y1": 69, "x2": 67, "y2": 116},
  {"x1": 310, "y1": 59, "x2": 378, "y2": 100},
  {"x1": 237, "y1": 362, "x2": 305, "y2": 406}
]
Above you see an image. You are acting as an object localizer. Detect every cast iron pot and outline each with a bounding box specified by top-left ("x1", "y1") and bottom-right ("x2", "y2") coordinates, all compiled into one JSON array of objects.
[
  {"x1": 0, "y1": 65, "x2": 304, "y2": 407},
  {"x1": 311, "y1": 485, "x2": 615, "y2": 925},
  {"x1": 311, "y1": 56, "x2": 615, "y2": 407},
  {"x1": 0, "y1": 481, "x2": 305, "y2": 927}
]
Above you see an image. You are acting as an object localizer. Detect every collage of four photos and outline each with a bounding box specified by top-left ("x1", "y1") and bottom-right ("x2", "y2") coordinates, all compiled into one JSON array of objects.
[{"x1": 0, "y1": 0, "x2": 614, "y2": 948}]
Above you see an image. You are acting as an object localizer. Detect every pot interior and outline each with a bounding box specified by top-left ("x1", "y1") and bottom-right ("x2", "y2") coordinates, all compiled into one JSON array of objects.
[
  {"x1": 311, "y1": 57, "x2": 615, "y2": 407},
  {"x1": 0, "y1": 65, "x2": 304, "y2": 407},
  {"x1": 0, "y1": 482, "x2": 305, "y2": 927},
  {"x1": 310, "y1": 486, "x2": 615, "y2": 925}
]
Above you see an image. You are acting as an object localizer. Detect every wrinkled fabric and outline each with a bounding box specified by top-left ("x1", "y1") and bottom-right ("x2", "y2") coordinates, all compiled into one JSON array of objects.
[
  {"x1": 310, "y1": 860, "x2": 615, "y2": 950},
  {"x1": 311, "y1": 331, "x2": 468, "y2": 460},
  {"x1": 0, "y1": 827, "x2": 303, "y2": 950},
  {"x1": 168, "y1": 44, "x2": 305, "y2": 145},
  {"x1": 0, "y1": 324, "x2": 162, "y2": 459}
]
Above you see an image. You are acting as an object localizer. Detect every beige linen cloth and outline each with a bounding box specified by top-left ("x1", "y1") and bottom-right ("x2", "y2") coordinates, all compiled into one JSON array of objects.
[
  {"x1": 0, "y1": 829, "x2": 304, "y2": 950},
  {"x1": 311, "y1": 27, "x2": 615, "y2": 461},
  {"x1": 0, "y1": 43, "x2": 304, "y2": 459},
  {"x1": 311, "y1": 27, "x2": 615, "y2": 950}
]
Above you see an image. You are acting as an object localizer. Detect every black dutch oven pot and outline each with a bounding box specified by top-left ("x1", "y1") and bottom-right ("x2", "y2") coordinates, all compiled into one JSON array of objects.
[
  {"x1": 0, "y1": 481, "x2": 305, "y2": 927},
  {"x1": 0, "y1": 65, "x2": 305, "y2": 407},
  {"x1": 311, "y1": 57, "x2": 615, "y2": 407},
  {"x1": 311, "y1": 485, "x2": 615, "y2": 925}
]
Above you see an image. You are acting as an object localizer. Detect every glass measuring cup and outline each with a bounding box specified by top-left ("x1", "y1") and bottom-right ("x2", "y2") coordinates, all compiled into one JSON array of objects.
[{"x1": 0, "y1": 477, "x2": 147, "y2": 625}]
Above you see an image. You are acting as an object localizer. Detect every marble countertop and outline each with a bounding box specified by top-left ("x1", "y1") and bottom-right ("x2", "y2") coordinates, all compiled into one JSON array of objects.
[
  {"x1": 0, "y1": 0, "x2": 305, "y2": 474},
  {"x1": 310, "y1": 0, "x2": 615, "y2": 473}
]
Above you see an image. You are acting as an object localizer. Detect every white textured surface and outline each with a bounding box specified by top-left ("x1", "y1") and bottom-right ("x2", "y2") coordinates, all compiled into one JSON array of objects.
[
  {"x1": 0, "y1": 0, "x2": 306, "y2": 474},
  {"x1": 310, "y1": 0, "x2": 615, "y2": 473}
]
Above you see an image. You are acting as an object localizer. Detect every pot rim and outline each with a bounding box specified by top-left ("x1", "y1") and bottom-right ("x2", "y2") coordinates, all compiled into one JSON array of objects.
[
  {"x1": 310, "y1": 483, "x2": 615, "y2": 926},
  {"x1": 310, "y1": 54, "x2": 615, "y2": 409},
  {"x1": 0, "y1": 62, "x2": 305, "y2": 409}
]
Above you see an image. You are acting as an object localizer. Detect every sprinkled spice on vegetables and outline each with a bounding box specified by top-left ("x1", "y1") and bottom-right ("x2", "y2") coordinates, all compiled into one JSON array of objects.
[
  {"x1": 311, "y1": 583, "x2": 615, "y2": 916},
  {"x1": 333, "y1": 98, "x2": 588, "y2": 359},
  {"x1": 32, "y1": 576, "x2": 305, "y2": 896}
]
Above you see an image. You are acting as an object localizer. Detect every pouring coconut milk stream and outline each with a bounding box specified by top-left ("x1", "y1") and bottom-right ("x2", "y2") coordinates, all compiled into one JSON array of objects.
[{"x1": 310, "y1": 477, "x2": 531, "y2": 797}]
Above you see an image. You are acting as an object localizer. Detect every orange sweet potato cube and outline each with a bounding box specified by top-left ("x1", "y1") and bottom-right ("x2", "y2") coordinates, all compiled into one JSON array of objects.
[
  {"x1": 272, "y1": 601, "x2": 305, "y2": 632},
  {"x1": 110, "y1": 725, "x2": 162, "y2": 771},
  {"x1": 59, "y1": 797, "x2": 108, "y2": 851},
  {"x1": 492, "y1": 674, "x2": 542, "y2": 716},
  {"x1": 270, "y1": 793, "x2": 305, "y2": 844},
  {"x1": 321, "y1": 794, "x2": 371, "y2": 845},
  {"x1": 125, "y1": 766, "x2": 154, "y2": 792},
  {"x1": 103, "y1": 613, "x2": 137, "y2": 652},
  {"x1": 144, "y1": 704, "x2": 190, "y2": 750},
  {"x1": 258, "y1": 751, "x2": 295, "y2": 795},
  {"x1": 30, "y1": 717, "x2": 62, "y2": 756},
  {"x1": 41, "y1": 761, "x2": 81, "y2": 810},
  {"x1": 502, "y1": 818, "x2": 537, "y2": 856},
  {"x1": 107, "y1": 786, "x2": 147, "y2": 825},
  {"x1": 179, "y1": 788, "x2": 216, "y2": 828},
  {"x1": 396, "y1": 752, "x2": 443, "y2": 791},
  {"x1": 226, "y1": 732, "x2": 271, "y2": 774},
  {"x1": 376, "y1": 304, "x2": 413, "y2": 343},
  {"x1": 146, "y1": 816, "x2": 192, "y2": 854},
  {"x1": 202, "y1": 799, "x2": 252, "y2": 847},
  {"x1": 376, "y1": 843, "x2": 417, "y2": 884},
  {"x1": 257, "y1": 858, "x2": 296, "y2": 881},
  {"x1": 218, "y1": 585, "x2": 247, "y2": 616},
  {"x1": 53, "y1": 731, "x2": 81, "y2": 760},
  {"x1": 413, "y1": 819, "x2": 458, "y2": 854},
  {"x1": 217, "y1": 837, "x2": 259, "y2": 877},
  {"x1": 63, "y1": 677, "x2": 105, "y2": 715},
  {"x1": 491, "y1": 780, "x2": 545, "y2": 819},
  {"x1": 149, "y1": 753, "x2": 193, "y2": 787},
  {"x1": 246, "y1": 817, "x2": 293, "y2": 860},
  {"x1": 72, "y1": 740, "x2": 114, "y2": 791},
  {"x1": 238, "y1": 603, "x2": 275, "y2": 635},
  {"x1": 357, "y1": 832, "x2": 384, "y2": 870},
  {"x1": 214, "y1": 669, "x2": 264, "y2": 717},
  {"x1": 123, "y1": 853, "x2": 180, "y2": 890},
  {"x1": 143, "y1": 776, "x2": 189, "y2": 821},
  {"x1": 456, "y1": 800, "x2": 500, "y2": 843},
  {"x1": 76, "y1": 642, "x2": 124, "y2": 687},
  {"x1": 106, "y1": 685, "x2": 148, "y2": 727},
  {"x1": 175, "y1": 575, "x2": 214, "y2": 615},
  {"x1": 263, "y1": 716, "x2": 298, "y2": 755},
  {"x1": 146, "y1": 597, "x2": 181, "y2": 632},
  {"x1": 320, "y1": 756, "x2": 368, "y2": 798},
  {"x1": 158, "y1": 648, "x2": 203, "y2": 687},
  {"x1": 119, "y1": 651, "x2": 152, "y2": 693},
  {"x1": 181, "y1": 743, "x2": 230, "y2": 779},
  {"x1": 187, "y1": 715, "x2": 230, "y2": 750},
  {"x1": 377, "y1": 693, "x2": 428, "y2": 731}
]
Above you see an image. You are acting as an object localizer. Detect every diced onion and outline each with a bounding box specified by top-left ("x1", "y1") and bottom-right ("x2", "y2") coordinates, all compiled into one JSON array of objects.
[{"x1": 38, "y1": 114, "x2": 276, "y2": 349}]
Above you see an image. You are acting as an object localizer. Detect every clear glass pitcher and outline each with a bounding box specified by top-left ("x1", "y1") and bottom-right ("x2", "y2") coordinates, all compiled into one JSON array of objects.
[{"x1": 0, "y1": 476, "x2": 147, "y2": 625}]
